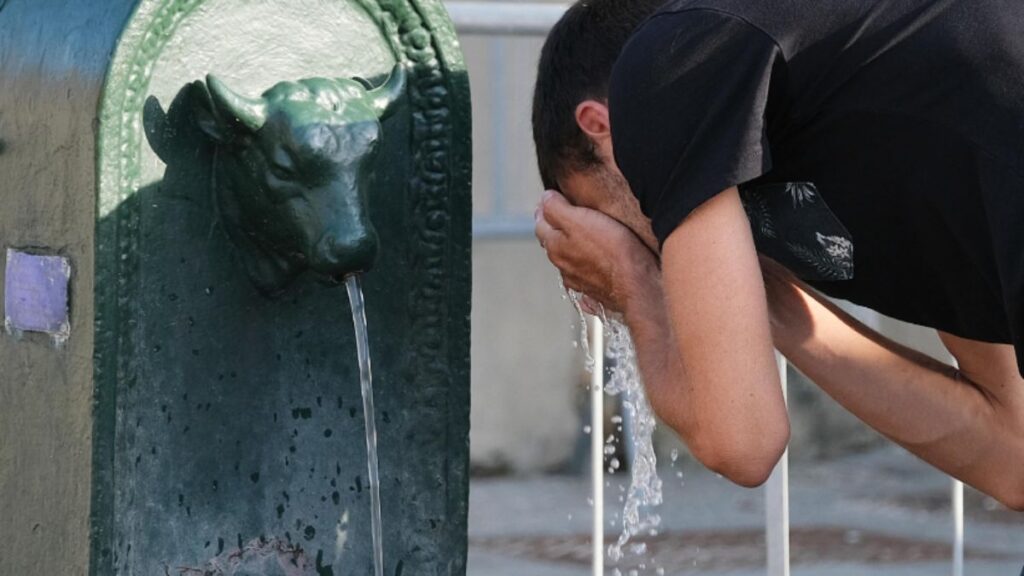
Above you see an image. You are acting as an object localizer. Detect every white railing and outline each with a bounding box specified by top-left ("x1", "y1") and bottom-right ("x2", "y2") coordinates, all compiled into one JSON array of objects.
[
  {"x1": 448, "y1": 2, "x2": 966, "y2": 573},
  {"x1": 447, "y1": 1, "x2": 568, "y2": 35},
  {"x1": 590, "y1": 317, "x2": 605, "y2": 576},
  {"x1": 765, "y1": 352, "x2": 791, "y2": 576}
]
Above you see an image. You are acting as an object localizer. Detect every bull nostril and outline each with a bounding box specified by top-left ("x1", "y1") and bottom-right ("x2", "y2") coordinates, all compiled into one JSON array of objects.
[{"x1": 311, "y1": 230, "x2": 379, "y2": 275}]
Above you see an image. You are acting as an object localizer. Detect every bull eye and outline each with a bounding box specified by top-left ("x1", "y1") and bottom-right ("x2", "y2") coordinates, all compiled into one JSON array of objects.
[
  {"x1": 269, "y1": 163, "x2": 295, "y2": 181},
  {"x1": 270, "y1": 146, "x2": 298, "y2": 181}
]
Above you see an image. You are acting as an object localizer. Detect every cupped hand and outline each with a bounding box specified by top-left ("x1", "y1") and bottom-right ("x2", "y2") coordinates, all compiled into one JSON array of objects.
[{"x1": 535, "y1": 190, "x2": 659, "y2": 315}]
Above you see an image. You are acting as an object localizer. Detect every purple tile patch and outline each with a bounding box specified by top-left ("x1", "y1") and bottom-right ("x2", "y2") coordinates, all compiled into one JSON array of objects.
[{"x1": 4, "y1": 249, "x2": 71, "y2": 338}]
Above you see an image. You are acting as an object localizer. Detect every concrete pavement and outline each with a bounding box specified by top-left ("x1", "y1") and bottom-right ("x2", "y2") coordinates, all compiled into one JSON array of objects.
[{"x1": 468, "y1": 446, "x2": 1024, "y2": 575}]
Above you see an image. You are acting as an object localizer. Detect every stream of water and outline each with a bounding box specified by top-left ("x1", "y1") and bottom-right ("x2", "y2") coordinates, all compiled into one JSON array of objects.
[
  {"x1": 345, "y1": 275, "x2": 384, "y2": 576},
  {"x1": 567, "y1": 289, "x2": 665, "y2": 574},
  {"x1": 603, "y1": 318, "x2": 663, "y2": 570}
]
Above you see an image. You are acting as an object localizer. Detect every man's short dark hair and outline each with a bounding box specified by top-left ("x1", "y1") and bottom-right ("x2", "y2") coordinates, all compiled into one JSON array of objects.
[{"x1": 532, "y1": 0, "x2": 665, "y2": 189}]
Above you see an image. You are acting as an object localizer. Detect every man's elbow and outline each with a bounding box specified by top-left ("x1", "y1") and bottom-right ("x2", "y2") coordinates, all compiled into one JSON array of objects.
[
  {"x1": 990, "y1": 476, "x2": 1024, "y2": 512},
  {"x1": 997, "y1": 491, "x2": 1024, "y2": 513},
  {"x1": 690, "y1": 421, "x2": 790, "y2": 488}
]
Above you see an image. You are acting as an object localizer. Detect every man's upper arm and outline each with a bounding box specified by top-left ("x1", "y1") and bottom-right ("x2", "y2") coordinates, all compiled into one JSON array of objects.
[{"x1": 661, "y1": 187, "x2": 784, "y2": 435}]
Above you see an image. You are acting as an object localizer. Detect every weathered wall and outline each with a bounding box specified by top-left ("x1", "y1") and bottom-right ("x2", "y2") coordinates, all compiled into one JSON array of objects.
[
  {"x1": 461, "y1": 26, "x2": 592, "y2": 475},
  {"x1": 0, "y1": 1, "x2": 135, "y2": 574},
  {"x1": 470, "y1": 238, "x2": 584, "y2": 473}
]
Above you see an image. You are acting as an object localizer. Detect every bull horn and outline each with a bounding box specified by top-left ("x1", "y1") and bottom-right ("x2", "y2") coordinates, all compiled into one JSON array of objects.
[
  {"x1": 368, "y1": 63, "x2": 407, "y2": 120},
  {"x1": 206, "y1": 74, "x2": 268, "y2": 133}
]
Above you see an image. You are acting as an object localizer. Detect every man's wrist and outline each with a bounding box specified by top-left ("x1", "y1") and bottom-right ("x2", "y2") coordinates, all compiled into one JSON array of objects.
[{"x1": 621, "y1": 261, "x2": 664, "y2": 325}]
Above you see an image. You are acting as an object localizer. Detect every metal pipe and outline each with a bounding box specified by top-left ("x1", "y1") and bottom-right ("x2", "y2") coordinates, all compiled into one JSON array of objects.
[
  {"x1": 590, "y1": 317, "x2": 605, "y2": 576},
  {"x1": 952, "y1": 479, "x2": 964, "y2": 576},
  {"x1": 765, "y1": 352, "x2": 791, "y2": 576},
  {"x1": 445, "y1": 1, "x2": 569, "y2": 36},
  {"x1": 950, "y1": 357, "x2": 964, "y2": 576}
]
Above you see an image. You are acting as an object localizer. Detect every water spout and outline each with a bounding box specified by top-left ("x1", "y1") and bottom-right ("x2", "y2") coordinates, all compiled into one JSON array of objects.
[{"x1": 345, "y1": 275, "x2": 384, "y2": 576}]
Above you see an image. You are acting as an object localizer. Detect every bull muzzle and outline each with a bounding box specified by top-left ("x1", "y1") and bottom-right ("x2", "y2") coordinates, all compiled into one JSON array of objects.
[{"x1": 310, "y1": 226, "x2": 380, "y2": 278}]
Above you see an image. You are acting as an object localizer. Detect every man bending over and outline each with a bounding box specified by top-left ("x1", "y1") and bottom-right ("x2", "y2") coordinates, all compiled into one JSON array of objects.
[{"x1": 533, "y1": 0, "x2": 1024, "y2": 508}]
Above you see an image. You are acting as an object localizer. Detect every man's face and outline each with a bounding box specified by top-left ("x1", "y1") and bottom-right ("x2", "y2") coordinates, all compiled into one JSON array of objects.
[{"x1": 559, "y1": 161, "x2": 660, "y2": 255}]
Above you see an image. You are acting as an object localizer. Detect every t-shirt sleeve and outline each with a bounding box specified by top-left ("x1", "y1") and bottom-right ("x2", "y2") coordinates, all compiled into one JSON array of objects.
[{"x1": 609, "y1": 9, "x2": 786, "y2": 245}]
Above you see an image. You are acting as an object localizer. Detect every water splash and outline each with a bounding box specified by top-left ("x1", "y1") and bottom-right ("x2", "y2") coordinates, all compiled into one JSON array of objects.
[
  {"x1": 603, "y1": 319, "x2": 663, "y2": 567},
  {"x1": 559, "y1": 280, "x2": 664, "y2": 573},
  {"x1": 559, "y1": 277, "x2": 594, "y2": 371},
  {"x1": 345, "y1": 275, "x2": 384, "y2": 576}
]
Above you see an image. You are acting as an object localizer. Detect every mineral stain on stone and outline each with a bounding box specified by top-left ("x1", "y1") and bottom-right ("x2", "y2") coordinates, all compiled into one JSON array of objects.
[
  {"x1": 180, "y1": 538, "x2": 309, "y2": 575},
  {"x1": 315, "y1": 549, "x2": 334, "y2": 576}
]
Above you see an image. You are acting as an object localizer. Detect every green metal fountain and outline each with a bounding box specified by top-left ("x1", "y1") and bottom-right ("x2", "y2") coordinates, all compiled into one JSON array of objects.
[{"x1": 0, "y1": 1, "x2": 472, "y2": 574}]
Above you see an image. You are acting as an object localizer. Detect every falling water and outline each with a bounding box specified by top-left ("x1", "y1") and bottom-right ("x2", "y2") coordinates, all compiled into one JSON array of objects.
[
  {"x1": 566, "y1": 286, "x2": 664, "y2": 573},
  {"x1": 345, "y1": 275, "x2": 384, "y2": 576},
  {"x1": 603, "y1": 318, "x2": 663, "y2": 568},
  {"x1": 560, "y1": 277, "x2": 594, "y2": 371}
]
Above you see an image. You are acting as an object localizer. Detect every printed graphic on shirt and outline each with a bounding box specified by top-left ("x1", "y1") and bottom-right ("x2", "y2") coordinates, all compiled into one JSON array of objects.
[{"x1": 740, "y1": 182, "x2": 854, "y2": 282}]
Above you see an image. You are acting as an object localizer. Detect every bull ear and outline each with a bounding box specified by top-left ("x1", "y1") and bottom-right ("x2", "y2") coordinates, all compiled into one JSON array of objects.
[
  {"x1": 367, "y1": 63, "x2": 407, "y2": 121},
  {"x1": 143, "y1": 95, "x2": 170, "y2": 160},
  {"x1": 206, "y1": 74, "x2": 268, "y2": 135}
]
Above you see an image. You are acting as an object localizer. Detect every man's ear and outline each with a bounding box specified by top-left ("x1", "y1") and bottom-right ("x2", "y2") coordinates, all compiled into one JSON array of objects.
[{"x1": 574, "y1": 99, "x2": 611, "y2": 142}]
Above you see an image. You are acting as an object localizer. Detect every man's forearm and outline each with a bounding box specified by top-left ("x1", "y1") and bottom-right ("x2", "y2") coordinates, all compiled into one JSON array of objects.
[
  {"x1": 622, "y1": 269, "x2": 788, "y2": 486},
  {"x1": 620, "y1": 274, "x2": 688, "y2": 433},
  {"x1": 764, "y1": 267, "x2": 1024, "y2": 506}
]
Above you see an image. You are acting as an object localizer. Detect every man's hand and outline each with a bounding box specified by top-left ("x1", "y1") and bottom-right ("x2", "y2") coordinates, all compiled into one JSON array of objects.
[{"x1": 534, "y1": 190, "x2": 659, "y2": 316}]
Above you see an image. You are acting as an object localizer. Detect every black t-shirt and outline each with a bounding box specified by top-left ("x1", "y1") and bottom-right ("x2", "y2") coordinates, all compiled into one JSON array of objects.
[{"x1": 609, "y1": 0, "x2": 1024, "y2": 376}]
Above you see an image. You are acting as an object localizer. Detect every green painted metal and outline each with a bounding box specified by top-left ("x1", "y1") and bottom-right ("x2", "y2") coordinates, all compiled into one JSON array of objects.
[
  {"x1": 143, "y1": 65, "x2": 408, "y2": 293},
  {"x1": 1, "y1": 0, "x2": 471, "y2": 574}
]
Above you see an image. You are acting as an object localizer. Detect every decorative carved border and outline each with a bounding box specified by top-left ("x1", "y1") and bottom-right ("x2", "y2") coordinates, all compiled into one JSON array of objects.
[{"x1": 93, "y1": 0, "x2": 471, "y2": 575}]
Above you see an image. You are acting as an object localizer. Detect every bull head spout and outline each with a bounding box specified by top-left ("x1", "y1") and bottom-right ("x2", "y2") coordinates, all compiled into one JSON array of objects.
[{"x1": 144, "y1": 65, "x2": 407, "y2": 296}]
